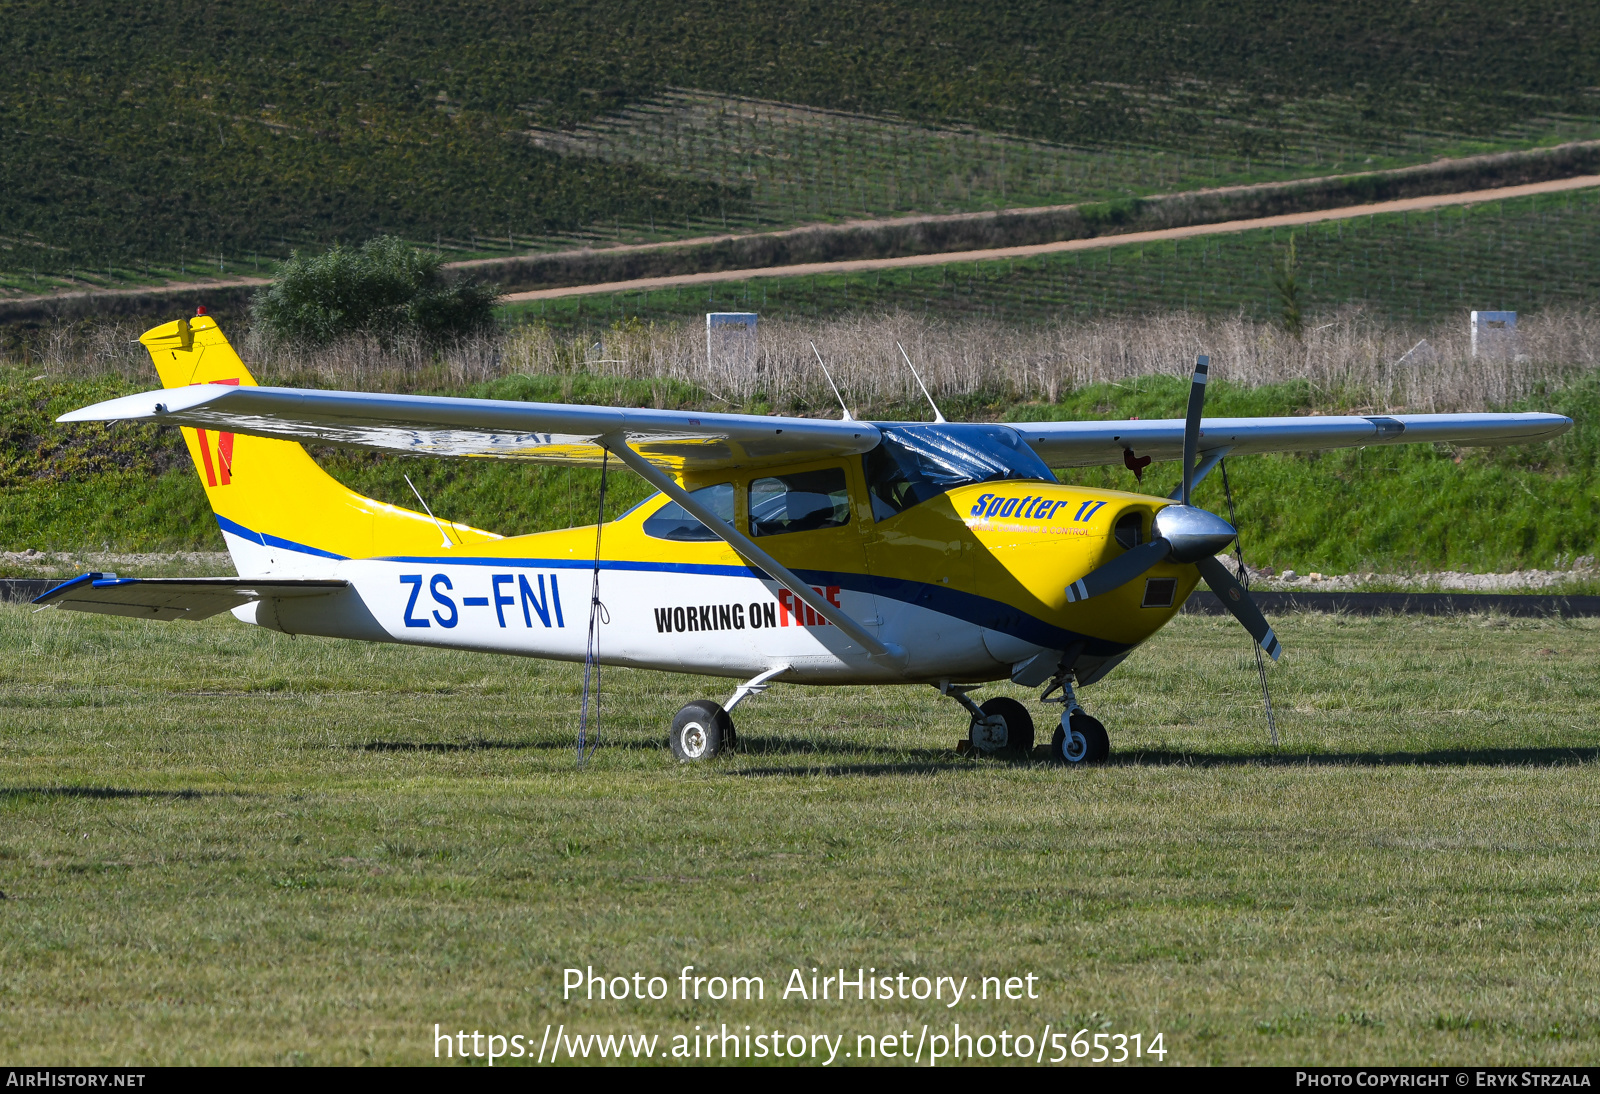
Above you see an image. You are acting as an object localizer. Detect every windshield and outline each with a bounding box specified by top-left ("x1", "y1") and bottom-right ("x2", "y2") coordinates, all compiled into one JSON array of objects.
[{"x1": 863, "y1": 423, "x2": 1056, "y2": 520}]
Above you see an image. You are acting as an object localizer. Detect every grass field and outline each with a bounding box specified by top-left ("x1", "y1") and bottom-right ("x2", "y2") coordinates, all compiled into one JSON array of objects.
[{"x1": 2, "y1": 605, "x2": 1598, "y2": 1065}]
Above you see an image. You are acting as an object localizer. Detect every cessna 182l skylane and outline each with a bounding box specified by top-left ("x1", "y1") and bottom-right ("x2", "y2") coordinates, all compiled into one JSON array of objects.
[{"x1": 40, "y1": 315, "x2": 1570, "y2": 763}]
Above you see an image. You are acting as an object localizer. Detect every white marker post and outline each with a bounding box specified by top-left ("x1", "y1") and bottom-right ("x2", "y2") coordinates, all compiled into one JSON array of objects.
[
  {"x1": 706, "y1": 312, "x2": 758, "y2": 373},
  {"x1": 1470, "y1": 310, "x2": 1517, "y2": 358}
]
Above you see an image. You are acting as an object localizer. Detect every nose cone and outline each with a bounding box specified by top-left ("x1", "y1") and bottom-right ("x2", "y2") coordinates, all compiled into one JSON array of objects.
[{"x1": 1153, "y1": 504, "x2": 1237, "y2": 564}]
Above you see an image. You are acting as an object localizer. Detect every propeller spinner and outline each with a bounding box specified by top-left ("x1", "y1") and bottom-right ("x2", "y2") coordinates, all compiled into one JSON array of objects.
[{"x1": 1064, "y1": 354, "x2": 1282, "y2": 662}]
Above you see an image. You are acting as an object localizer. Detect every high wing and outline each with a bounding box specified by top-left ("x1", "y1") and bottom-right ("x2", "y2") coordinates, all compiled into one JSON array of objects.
[
  {"x1": 1017, "y1": 413, "x2": 1572, "y2": 468},
  {"x1": 59, "y1": 384, "x2": 1568, "y2": 472},
  {"x1": 58, "y1": 383, "x2": 881, "y2": 471},
  {"x1": 34, "y1": 574, "x2": 348, "y2": 621}
]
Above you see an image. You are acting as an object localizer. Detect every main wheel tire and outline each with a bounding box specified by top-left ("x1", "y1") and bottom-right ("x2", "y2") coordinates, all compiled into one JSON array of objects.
[
  {"x1": 1051, "y1": 711, "x2": 1110, "y2": 765},
  {"x1": 669, "y1": 700, "x2": 733, "y2": 762},
  {"x1": 971, "y1": 697, "x2": 1035, "y2": 755}
]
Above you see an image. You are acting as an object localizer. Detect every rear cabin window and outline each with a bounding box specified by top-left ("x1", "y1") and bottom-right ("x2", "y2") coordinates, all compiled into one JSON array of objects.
[
  {"x1": 641, "y1": 483, "x2": 734, "y2": 541},
  {"x1": 749, "y1": 468, "x2": 852, "y2": 536}
]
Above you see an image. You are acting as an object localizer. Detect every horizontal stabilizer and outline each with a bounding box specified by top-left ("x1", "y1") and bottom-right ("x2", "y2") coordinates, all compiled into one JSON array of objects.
[{"x1": 33, "y1": 574, "x2": 348, "y2": 621}]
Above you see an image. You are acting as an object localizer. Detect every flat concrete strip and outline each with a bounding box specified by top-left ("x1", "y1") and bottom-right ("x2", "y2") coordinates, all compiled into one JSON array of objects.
[
  {"x1": 1184, "y1": 589, "x2": 1600, "y2": 617},
  {"x1": 502, "y1": 174, "x2": 1600, "y2": 302}
]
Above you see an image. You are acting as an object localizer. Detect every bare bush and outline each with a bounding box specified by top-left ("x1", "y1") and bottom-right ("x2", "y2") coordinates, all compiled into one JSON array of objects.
[
  {"x1": 517, "y1": 308, "x2": 1599, "y2": 413},
  {"x1": 14, "y1": 308, "x2": 1599, "y2": 414}
]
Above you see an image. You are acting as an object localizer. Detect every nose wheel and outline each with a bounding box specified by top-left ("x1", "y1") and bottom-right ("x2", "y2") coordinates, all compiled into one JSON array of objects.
[
  {"x1": 1039, "y1": 671, "x2": 1110, "y2": 765},
  {"x1": 1052, "y1": 710, "x2": 1110, "y2": 765}
]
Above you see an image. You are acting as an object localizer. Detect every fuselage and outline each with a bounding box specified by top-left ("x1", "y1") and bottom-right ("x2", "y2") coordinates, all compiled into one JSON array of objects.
[{"x1": 228, "y1": 456, "x2": 1199, "y2": 688}]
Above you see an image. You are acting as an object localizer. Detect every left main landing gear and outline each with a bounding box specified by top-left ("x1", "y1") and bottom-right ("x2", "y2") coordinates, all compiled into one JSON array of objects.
[
  {"x1": 975, "y1": 697, "x2": 1035, "y2": 755},
  {"x1": 669, "y1": 700, "x2": 733, "y2": 762},
  {"x1": 667, "y1": 666, "x2": 788, "y2": 763}
]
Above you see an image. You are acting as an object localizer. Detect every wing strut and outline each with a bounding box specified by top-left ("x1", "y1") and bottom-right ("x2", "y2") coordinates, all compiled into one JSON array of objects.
[
  {"x1": 1167, "y1": 446, "x2": 1233, "y2": 500},
  {"x1": 603, "y1": 436, "x2": 901, "y2": 666}
]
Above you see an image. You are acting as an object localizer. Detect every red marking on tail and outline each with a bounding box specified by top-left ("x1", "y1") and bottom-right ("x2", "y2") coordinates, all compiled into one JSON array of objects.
[
  {"x1": 196, "y1": 428, "x2": 218, "y2": 487},
  {"x1": 191, "y1": 380, "x2": 241, "y2": 488}
]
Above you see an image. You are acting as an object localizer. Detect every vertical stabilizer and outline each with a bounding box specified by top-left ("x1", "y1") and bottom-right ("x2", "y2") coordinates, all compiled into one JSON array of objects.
[{"x1": 141, "y1": 315, "x2": 499, "y2": 575}]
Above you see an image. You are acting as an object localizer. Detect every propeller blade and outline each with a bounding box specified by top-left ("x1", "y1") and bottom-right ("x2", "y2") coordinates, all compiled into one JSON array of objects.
[
  {"x1": 1181, "y1": 354, "x2": 1210, "y2": 506},
  {"x1": 1195, "y1": 555, "x2": 1282, "y2": 661},
  {"x1": 1065, "y1": 539, "x2": 1170, "y2": 603}
]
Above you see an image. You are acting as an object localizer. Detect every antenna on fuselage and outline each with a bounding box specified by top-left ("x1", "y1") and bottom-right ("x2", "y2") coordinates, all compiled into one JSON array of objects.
[
  {"x1": 896, "y1": 342, "x2": 946, "y2": 423},
  {"x1": 404, "y1": 473, "x2": 455, "y2": 549},
  {"x1": 810, "y1": 342, "x2": 854, "y2": 421}
]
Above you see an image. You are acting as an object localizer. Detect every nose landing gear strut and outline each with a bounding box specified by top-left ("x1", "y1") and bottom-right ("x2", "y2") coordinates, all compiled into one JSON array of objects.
[{"x1": 1040, "y1": 672, "x2": 1110, "y2": 765}]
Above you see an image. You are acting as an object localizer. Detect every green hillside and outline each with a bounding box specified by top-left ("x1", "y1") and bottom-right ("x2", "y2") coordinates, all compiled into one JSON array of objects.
[
  {"x1": 4, "y1": 366, "x2": 1594, "y2": 575},
  {"x1": 3, "y1": 0, "x2": 1598, "y2": 285}
]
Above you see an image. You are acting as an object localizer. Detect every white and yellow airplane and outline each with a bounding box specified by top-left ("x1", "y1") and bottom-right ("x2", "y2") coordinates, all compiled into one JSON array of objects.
[{"x1": 38, "y1": 315, "x2": 1571, "y2": 763}]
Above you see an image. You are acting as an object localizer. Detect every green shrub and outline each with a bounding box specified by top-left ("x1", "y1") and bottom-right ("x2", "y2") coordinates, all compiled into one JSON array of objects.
[{"x1": 252, "y1": 237, "x2": 499, "y2": 344}]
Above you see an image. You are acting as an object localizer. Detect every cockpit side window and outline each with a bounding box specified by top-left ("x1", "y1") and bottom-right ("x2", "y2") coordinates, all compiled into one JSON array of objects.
[
  {"x1": 749, "y1": 468, "x2": 851, "y2": 536},
  {"x1": 863, "y1": 441, "x2": 943, "y2": 521}
]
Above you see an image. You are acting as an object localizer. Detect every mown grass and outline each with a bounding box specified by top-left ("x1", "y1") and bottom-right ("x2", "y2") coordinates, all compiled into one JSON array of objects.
[{"x1": 1, "y1": 605, "x2": 1598, "y2": 1065}]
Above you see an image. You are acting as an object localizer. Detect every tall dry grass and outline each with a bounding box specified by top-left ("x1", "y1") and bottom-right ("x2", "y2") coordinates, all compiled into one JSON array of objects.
[{"x1": 15, "y1": 308, "x2": 1600, "y2": 414}]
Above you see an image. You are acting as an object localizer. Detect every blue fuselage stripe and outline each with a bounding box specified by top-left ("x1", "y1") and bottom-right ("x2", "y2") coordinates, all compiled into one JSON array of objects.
[{"x1": 216, "y1": 514, "x2": 349, "y2": 560}]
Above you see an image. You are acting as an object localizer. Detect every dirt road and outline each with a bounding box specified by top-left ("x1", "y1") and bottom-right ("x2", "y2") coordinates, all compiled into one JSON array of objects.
[{"x1": 502, "y1": 174, "x2": 1600, "y2": 303}]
